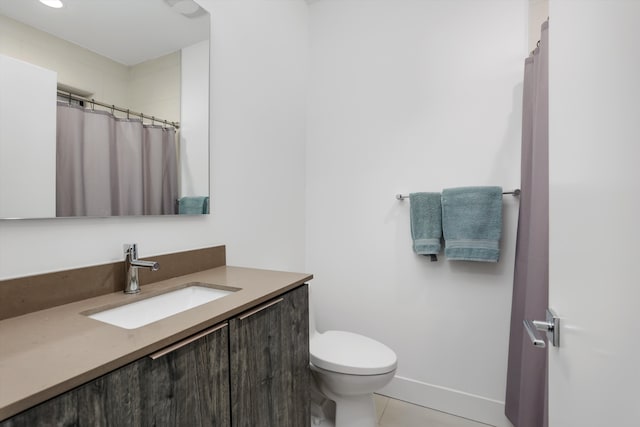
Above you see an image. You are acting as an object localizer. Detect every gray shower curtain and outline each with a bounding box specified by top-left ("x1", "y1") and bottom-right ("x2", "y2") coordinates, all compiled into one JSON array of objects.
[
  {"x1": 56, "y1": 103, "x2": 178, "y2": 217},
  {"x1": 505, "y1": 20, "x2": 549, "y2": 427}
]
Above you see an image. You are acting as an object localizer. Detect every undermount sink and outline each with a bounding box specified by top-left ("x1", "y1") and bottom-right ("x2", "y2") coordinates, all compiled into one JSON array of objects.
[{"x1": 86, "y1": 283, "x2": 237, "y2": 329}]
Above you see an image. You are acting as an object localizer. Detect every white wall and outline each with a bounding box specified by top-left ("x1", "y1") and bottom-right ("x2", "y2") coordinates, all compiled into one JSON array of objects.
[
  {"x1": 128, "y1": 51, "x2": 181, "y2": 124},
  {"x1": 0, "y1": 55, "x2": 57, "y2": 219},
  {"x1": 203, "y1": 0, "x2": 308, "y2": 270},
  {"x1": 305, "y1": 1, "x2": 525, "y2": 425},
  {"x1": 529, "y1": 0, "x2": 549, "y2": 51},
  {"x1": 0, "y1": 0, "x2": 308, "y2": 279},
  {"x1": 180, "y1": 40, "x2": 210, "y2": 197}
]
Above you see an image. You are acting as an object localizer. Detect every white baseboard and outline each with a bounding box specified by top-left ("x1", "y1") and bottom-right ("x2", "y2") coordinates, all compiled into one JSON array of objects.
[{"x1": 378, "y1": 376, "x2": 514, "y2": 427}]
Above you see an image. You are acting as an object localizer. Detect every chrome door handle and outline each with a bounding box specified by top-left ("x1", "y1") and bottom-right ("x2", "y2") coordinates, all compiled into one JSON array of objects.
[
  {"x1": 523, "y1": 308, "x2": 560, "y2": 348},
  {"x1": 523, "y1": 319, "x2": 546, "y2": 348}
]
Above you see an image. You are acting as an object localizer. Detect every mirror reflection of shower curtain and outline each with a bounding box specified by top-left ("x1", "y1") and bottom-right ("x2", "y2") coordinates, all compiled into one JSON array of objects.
[{"x1": 56, "y1": 102, "x2": 178, "y2": 216}]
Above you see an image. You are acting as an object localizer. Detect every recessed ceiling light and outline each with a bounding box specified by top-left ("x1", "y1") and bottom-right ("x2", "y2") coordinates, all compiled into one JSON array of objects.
[{"x1": 39, "y1": 0, "x2": 64, "y2": 8}]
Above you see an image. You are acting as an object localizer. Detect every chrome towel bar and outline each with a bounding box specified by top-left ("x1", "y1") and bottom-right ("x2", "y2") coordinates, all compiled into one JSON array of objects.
[{"x1": 395, "y1": 189, "x2": 521, "y2": 201}]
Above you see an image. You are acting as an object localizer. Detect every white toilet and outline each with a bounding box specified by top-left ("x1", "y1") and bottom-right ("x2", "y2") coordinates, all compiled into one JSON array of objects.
[{"x1": 309, "y1": 292, "x2": 397, "y2": 427}]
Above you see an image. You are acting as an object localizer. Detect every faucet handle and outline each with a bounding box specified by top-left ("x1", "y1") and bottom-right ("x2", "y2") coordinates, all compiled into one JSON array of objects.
[{"x1": 124, "y1": 243, "x2": 138, "y2": 258}]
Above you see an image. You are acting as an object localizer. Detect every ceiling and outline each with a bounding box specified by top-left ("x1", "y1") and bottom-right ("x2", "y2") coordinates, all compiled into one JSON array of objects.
[{"x1": 0, "y1": 0, "x2": 209, "y2": 66}]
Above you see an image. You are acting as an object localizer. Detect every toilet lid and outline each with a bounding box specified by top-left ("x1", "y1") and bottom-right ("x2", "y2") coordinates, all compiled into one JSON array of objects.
[{"x1": 310, "y1": 330, "x2": 397, "y2": 375}]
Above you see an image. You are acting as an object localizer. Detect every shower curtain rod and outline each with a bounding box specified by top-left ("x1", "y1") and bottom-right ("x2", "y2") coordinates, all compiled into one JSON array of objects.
[
  {"x1": 395, "y1": 189, "x2": 521, "y2": 200},
  {"x1": 57, "y1": 90, "x2": 180, "y2": 130}
]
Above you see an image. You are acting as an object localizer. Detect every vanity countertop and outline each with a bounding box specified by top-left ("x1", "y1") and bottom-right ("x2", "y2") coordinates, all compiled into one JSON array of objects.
[{"x1": 0, "y1": 266, "x2": 312, "y2": 421}]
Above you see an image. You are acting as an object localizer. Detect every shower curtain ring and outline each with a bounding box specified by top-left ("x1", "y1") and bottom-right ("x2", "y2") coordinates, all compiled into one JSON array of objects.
[
  {"x1": 152, "y1": 116, "x2": 155, "y2": 126},
  {"x1": 91, "y1": 99, "x2": 95, "y2": 111},
  {"x1": 68, "y1": 92, "x2": 72, "y2": 105},
  {"x1": 127, "y1": 109, "x2": 130, "y2": 120},
  {"x1": 111, "y1": 105, "x2": 115, "y2": 115}
]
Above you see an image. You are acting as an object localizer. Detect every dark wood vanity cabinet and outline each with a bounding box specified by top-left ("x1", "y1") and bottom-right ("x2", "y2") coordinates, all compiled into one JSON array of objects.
[
  {"x1": 1, "y1": 322, "x2": 230, "y2": 427},
  {"x1": 230, "y1": 284, "x2": 309, "y2": 427},
  {"x1": 1, "y1": 284, "x2": 309, "y2": 427}
]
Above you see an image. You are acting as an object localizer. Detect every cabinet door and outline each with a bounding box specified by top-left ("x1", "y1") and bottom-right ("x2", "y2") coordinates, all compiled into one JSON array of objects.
[
  {"x1": 76, "y1": 360, "x2": 142, "y2": 426},
  {"x1": 229, "y1": 285, "x2": 309, "y2": 427},
  {"x1": 141, "y1": 323, "x2": 230, "y2": 427}
]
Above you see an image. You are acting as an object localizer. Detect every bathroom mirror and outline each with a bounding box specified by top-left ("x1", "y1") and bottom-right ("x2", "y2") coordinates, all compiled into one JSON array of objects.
[{"x1": 0, "y1": 0, "x2": 210, "y2": 218}]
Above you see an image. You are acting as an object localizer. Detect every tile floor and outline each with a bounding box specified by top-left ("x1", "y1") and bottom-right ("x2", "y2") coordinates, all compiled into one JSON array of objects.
[{"x1": 374, "y1": 394, "x2": 490, "y2": 427}]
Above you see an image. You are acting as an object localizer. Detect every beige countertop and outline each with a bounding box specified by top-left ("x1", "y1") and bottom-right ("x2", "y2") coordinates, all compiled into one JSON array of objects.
[{"x1": 0, "y1": 266, "x2": 312, "y2": 421}]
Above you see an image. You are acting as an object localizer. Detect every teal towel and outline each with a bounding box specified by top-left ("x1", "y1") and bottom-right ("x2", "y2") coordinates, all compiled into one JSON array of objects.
[
  {"x1": 409, "y1": 192, "x2": 442, "y2": 256},
  {"x1": 178, "y1": 196, "x2": 209, "y2": 214},
  {"x1": 441, "y1": 186, "x2": 502, "y2": 262}
]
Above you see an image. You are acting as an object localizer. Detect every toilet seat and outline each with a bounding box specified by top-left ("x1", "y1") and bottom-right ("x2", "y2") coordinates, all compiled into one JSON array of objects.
[{"x1": 310, "y1": 330, "x2": 397, "y2": 375}]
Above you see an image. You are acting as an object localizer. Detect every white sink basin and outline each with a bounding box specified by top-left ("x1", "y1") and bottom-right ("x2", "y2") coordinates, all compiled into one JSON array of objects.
[{"x1": 87, "y1": 284, "x2": 235, "y2": 329}]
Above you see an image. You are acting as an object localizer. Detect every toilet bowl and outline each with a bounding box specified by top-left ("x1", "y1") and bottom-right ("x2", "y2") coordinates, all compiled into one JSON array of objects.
[{"x1": 309, "y1": 296, "x2": 397, "y2": 427}]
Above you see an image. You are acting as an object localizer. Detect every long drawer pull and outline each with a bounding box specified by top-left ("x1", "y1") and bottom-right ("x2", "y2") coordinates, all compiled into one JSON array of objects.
[
  {"x1": 239, "y1": 298, "x2": 284, "y2": 320},
  {"x1": 149, "y1": 322, "x2": 228, "y2": 360}
]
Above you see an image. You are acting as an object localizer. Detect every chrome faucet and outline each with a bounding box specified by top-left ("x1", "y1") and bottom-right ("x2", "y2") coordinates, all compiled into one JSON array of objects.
[{"x1": 124, "y1": 244, "x2": 159, "y2": 294}]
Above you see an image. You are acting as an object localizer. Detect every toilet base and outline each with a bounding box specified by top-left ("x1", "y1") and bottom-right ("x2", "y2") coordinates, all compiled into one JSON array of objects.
[
  {"x1": 334, "y1": 393, "x2": 377, "y2": 427},
  {"x1": 310, "y1": 363, "x2": 394, "y2": 427},
  {"x1": 311, "y1": 375, "x2": 377, "y2": 427},
  {"x1": 311, "y1": 381, "x2": 336, "y2": 425},
  {"x1": 310, "y1": 393, "x2": 377, "y2": 427},
  {"x1": 311, "y1": 415, "x2": 335, "y2": 427}
]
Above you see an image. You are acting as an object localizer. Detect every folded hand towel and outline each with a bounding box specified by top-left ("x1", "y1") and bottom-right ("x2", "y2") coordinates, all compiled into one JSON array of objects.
[
  {"x1": 178, "y1": 196, "x2": 209, "y2": 214},
  {"x1": 441, "y1": 186, "x2": 502, "y2": 262},
  {"x1": 409, "y1": 192, "x2": 442, "y2": 257}
]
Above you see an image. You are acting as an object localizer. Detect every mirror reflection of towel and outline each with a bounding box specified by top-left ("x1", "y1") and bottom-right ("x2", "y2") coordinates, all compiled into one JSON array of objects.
[{"x1": 178, "y1": 196, "x2": 209, "y2": 214}]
